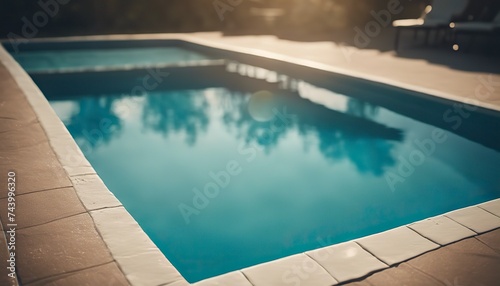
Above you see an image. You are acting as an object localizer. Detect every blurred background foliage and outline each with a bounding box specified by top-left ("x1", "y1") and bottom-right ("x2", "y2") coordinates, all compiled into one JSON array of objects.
[{"x1": 1, "y1": 0, "x2": 429, "y2": 38}]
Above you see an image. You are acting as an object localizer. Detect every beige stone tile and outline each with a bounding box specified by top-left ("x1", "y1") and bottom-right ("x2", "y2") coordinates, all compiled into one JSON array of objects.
[
  {"x1": 478, "y1": 199, "x2": 500, "y2": 218},
  {"x1": 0, "y1": 187, "x2": 86, "y2": 229},
  {"x1": 0, "y1": 118, "x2": 37, "y2": 134},
  {"x1": 408, "y1": 216, "x2": 476, "y2": 246},
  {"x1": 243, "y1": 254, "x2": 338, "y2": 286},
  {"x1": 445, "y1": 206, "x2": 500, "y2": 233},
  {"x1": 71, "y1": 174, "x2": 122, "y2": 211},
  {"x1": 357, "y1": 263, "x2": 441, "y2": 286},
  {"x1": 407, "y1": 237, "x2": 500, "y2": 286},
  {"x1": 0, "y1": 123, "x2": 47, "y2": 152},
  {"x1": 476, "y1": 228, "x2": 500, "y2": 253},
  {"x1": 0, "y1": 230, "x2": 19, "y2": 286},
  {"x1": 0, "y1": 75, "x2": 37, "y2": 124},
  {"x1": 16, "y1": 213, "x2": 114, "y2": 284},
  {"x1": 193, "y1": 271, "x2": 252, "y2": 286},
  {"x1": 0, "y1": 143, "x2": 72, "y2": 198},
  {"x1": 90, "y1": 207, "x2": 184, "y2": 286},
  {"x1": 306, "y1": 241, "x2": 387, "y2": 283},
  {"x1": 355, "y1": 227, "x2": 439, "y2": 266},
  {"x1": 24, "y1": 262, "x2": 129, "y2": 286}
]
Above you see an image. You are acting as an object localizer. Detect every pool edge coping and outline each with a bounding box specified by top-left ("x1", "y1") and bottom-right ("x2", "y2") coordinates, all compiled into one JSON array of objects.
[{"x1": 0, "y1": 35, "x2": 499, "y2": 286}]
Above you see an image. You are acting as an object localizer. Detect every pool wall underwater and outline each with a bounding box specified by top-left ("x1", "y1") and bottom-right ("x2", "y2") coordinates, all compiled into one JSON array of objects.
[{"x1": 1, "y1": 35, "x2": 500, "y2": 286}]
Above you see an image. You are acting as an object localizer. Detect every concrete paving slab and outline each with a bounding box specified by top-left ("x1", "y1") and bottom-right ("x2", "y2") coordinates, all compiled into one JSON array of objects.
[
  {"x1": 406, "y1": 237, "x2": 500, "y2": 286},
  {"x1": 0, "y1": 187, "x2": 86, "y2": 229},
  {"x1": 475, "y1": 228, "x2": 500, "y2": 253},
  {"x1": 0, "y1": 123, "x2": 47, "y2": 152},
  {"x1": 344, "y1": 263, "x2": 442, "y2": 286},
  {"x1": 0, "y1": 229, "x2": 18, "y2": 286},
  {"x1": 0, "y1": 66, "x2": 38, "y2": 125},
  {"x1": 23, "y1": 262, "x2": 129, "y2": 286},
  {"x1": 0, "y1": 142, "x2": 73, "y2": 198},
  {"x1": 15, "y1": 213, "x2": 114, "y2": 284}
]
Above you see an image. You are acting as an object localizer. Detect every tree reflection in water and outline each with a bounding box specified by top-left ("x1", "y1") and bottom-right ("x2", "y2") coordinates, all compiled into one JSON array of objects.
[
  {"x1": 141, "y1": 90, "x2": 210, "y2": 146},
  {"x1": 63, "y1": 76, "x2": 402, "y2": 177},
  {"x1": 216, "y1": 85, "x2": 402, "y2": 176},
  {"x1": 65, "y1": 96, "x2": 123, "y2": 151}
]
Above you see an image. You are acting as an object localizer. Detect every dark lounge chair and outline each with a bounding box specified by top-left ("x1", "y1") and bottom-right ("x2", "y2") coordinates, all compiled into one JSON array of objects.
[
  {"x1": 451, "y1": 10, "x2": 500, "y2": 51},
  {"x1": 392, "y1": 0, "x2": 469, "y2": 50}
]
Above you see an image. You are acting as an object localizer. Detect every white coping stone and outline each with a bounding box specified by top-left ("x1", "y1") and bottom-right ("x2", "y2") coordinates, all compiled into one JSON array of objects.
[
  {"x1": 356, "y1": 226, "x2": 439, "y2": 266},
  {"x1": 478, "y1": 199, "x2": 500, "y2": 218},
  {"x1": 26, "y1": 91, "x2": 96, "y2": 176},
  {"x1": 193, "y1": 271, "x2": 252, "y2": 286},
  {"x1": 64, "y1": 164, "x2": 97, "y2": 177},
  {"x1": 160, "y1": 280, "x2": 190, "y2": 286},
  {"x1": 242, "y1": 253, "x2": 338, "y2": 286},
  {"x1": 408, "y1": 216, "x2": 477, "y2": 246},
  {"x1": 306, "y1": 241, "x2": 388, "y2": 283},
  {"x1": 49, "y1": 135, "x2": 97, "y2": 175},
  {"x1": 90, "y1": 207, "x2": 186, "y2": 286},
  {"x1": 71, "y1": 174, "x2": 122, "y2": 210},
  {"x1": 445, "y1": 206, "x2": 500, "y2": 233}
]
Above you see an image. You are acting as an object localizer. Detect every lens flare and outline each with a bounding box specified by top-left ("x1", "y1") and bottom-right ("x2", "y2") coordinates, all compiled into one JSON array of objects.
[{"x1": 248, "y1": 90, "x2": 275, "y2": 122}]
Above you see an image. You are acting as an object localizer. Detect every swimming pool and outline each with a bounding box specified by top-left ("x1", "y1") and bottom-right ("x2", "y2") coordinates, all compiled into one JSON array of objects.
[
  {"x1": 8, "y1": 40, "x2": 500, "y2": 283},
  {"x1": 12, "y1": 46, "x2": 211, "y2": 72}
]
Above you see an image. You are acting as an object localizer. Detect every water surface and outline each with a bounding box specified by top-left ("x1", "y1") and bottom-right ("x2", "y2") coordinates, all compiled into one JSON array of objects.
[{"x1": 46, "y1": 76, "x2": 500, "y2": 282}]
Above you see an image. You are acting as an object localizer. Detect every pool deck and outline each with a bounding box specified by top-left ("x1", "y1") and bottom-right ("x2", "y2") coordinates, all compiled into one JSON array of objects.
[
  {"x1": 1, "y1": 32, "x2": 500, "y2": 286},
  {"x1": 192, "y1": 32, "x2": 500, "y2": 111}
]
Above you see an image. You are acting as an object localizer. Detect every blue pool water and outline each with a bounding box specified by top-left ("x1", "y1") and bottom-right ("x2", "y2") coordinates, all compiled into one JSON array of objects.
[
  {"x1": 13, "y1": 45, "x2": 500, "y2": 282},
  {"x1": 11, "y1": 47, "x2": 211, "y2": 72}
]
